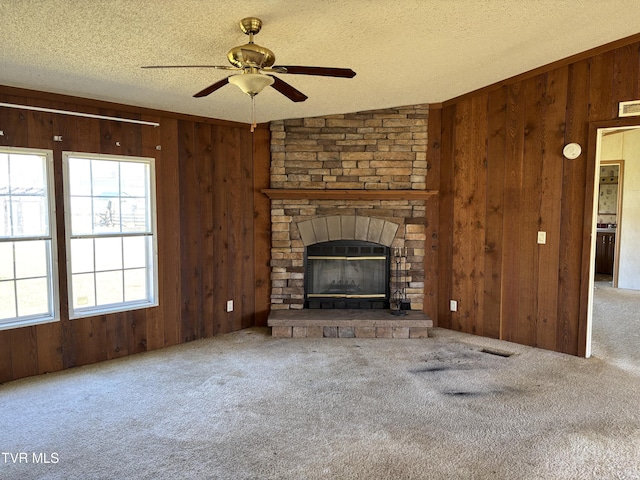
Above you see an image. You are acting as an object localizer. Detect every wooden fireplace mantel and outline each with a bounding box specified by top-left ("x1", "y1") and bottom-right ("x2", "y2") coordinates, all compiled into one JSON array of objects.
[{"x1": 261, "y1": 189, "x2": 438, "y2": 200}]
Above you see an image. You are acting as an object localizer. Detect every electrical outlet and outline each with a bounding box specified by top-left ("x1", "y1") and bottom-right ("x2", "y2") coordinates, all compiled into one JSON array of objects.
[
  {"x1": 450, "y1": 300, "x2": 458, "y2": 312},
  {"x1": 226, "y1": 300, "x2": 234, "y2": 312},
  {"x1": 537, "y1": 231, "x2": 547, "y2": 244}
]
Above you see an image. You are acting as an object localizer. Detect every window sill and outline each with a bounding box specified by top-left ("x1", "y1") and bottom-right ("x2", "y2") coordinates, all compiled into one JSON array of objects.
[{"x1": 0, "y1": 316, "x2": 59, "y2": 332}]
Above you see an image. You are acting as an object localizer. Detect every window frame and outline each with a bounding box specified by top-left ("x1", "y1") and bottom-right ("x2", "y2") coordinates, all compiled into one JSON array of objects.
[
  {"x1": 62, "y1": 152, "x2": 158, "y2": 319},
  {"x1": 0, "y1": 147, "x2": 59, "y2": 331}
]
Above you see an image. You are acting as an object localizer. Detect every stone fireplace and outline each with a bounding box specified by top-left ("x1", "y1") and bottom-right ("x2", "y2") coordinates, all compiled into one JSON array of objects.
[{"x1": 265, "y1": 105, "x2": 433, "y2": 338}]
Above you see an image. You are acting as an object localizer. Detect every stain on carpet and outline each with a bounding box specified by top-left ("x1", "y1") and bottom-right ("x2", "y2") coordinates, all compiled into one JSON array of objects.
[
  {"x1": 480, "y1": 347, "x2": 514, "y2": 358},
  {"x1": 408, "y1": 365, "x2": 476, "y2": 374}
]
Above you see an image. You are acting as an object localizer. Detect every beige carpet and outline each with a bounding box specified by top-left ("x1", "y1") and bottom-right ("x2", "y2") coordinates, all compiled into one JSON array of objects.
[
  {"x1": 1, "y1": 288, "x2": 639, "y2": 479},
  {"x1": 591, "y1": 280, "x2": 640, "y2": 375}
]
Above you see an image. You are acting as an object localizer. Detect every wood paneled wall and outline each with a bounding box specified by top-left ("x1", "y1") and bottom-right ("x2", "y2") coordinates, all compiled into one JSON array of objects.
[
  {"x1": 0, "y1": 87, "x2": 271, "y2": 382},
  {"x1": 430, "y1": 37, "x2": 640, "y2": 355}
]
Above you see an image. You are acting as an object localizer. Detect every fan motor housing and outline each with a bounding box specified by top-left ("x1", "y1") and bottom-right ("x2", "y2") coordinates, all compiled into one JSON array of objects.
[{"x1": 227, "y1": 43, "x2": 276, "y2": 69}]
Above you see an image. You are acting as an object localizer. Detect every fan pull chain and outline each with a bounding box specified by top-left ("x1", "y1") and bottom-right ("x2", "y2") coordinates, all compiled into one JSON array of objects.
[{"x1": 250, "y1": 96, "x2": 257, "y2": 133}]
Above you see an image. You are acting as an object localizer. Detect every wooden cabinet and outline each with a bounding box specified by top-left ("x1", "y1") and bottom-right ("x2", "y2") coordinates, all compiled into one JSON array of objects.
[{"x1": 595, "y1": 231, "x2": 616, "y2": 275}]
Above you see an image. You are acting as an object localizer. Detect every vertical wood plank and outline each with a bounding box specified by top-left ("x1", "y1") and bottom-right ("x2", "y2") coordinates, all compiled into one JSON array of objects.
[
  {"x1": 535, "y1": 66, "x2": 568, "y2": 351},
  {"x1": 253, "y1": 126, "x2": 272, "y2": 327},
  {"x1": 424, "y1": 106, "x2": 441, "y2": 322},
  {"x1": 0, "y1": 95, "x2": 28, "y2": 147},
  {"x1": 156, "y1": 119, "x2": 181, "y2": 348},
  {"x1": 636, "y1": 42, "x2": 640, "y2": 97},
  {"x1": 72, "y1": 316, "x2": 108, "y2": 367},
  {"x1": 177, "y1": 120, "x2": 200, "y2": 342},
  {"x1": 517, "y1": 75, "x2": 544, "y2": 347},
  {"x1": 240, "y1": 128, "x2": 256, "y2": 329},
  {"x1": 10, "y1": 327, "x2": 39, "y2": 379},
  {"x1": 128, "y1": 309, "x2": 147, "y2": 354},
  {"x1": 25, "y1": 101, "x2": 53, "y2": 149},
  {"x1": 451, "y1": 98, "x2": 468, "y2": 333},
  {"x1": 588, "y1": 51, "x2": 616, "y2": 122},
  {"x1": 484, "y1": 87, "x2": 507, "y2": 339},
  {"x1": 470, "y1": 94, "x2": 488, "y2": 336},
  {"x1": 501, "y1": 81, "x2": 525, "y2": 343},
  {"x1": 558, "y1": 60, "x2": 590, "y2": 355},
  {"x1": 0, "y1": 331, "x2": 13, "y2": 383},
  {"x1": 0, "y1": 93, "x2": 15, "y2": 147},
  {"x1": 211, "y1": 125, "x2": 229, "y2": 335},
  {"x1": 121, "y1": 114, "x2": 143, "y2": 157},
  {"x1": 106, "y1": 312, "x2": 128, "y2": 360},
  {"x1": 100, "y1": 112, "x2": 125, "y2": 156},
  {"x1": 612, "y1": 43, "x2": 640, "y2": 102},
  {"x1": 140, "y1": 115, "x2": 165, "y2": 351},
  {"x1": 437, "y1": 105, "x2": 456, "y2": 329},
  {"x1": 25, "y1": 102, "x2": 64, "y2": 374},
  {"x1": 197, "y1": 122, "x2": 215, "y2": 338},
  {"x1": 451, "y1": 96, "x2": 487, "y2": 335},
  {"x1": 241, "y1": 128, "x2": 255, "y2": 328},
  {"x1": 50, "y1": 99, "x2": 78, "y2": 369},
  {"x1": 226, "y1": 126, "x2": 243, "y2": 331}
]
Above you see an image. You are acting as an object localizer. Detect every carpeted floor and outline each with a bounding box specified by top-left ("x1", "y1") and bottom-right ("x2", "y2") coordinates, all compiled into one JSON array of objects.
[
  {"x1": 1, "y1": 285, "x2": 639, "y2": 479},
  {"x1": 591, "y1": 280, "x2": 640, "y2": 375}
]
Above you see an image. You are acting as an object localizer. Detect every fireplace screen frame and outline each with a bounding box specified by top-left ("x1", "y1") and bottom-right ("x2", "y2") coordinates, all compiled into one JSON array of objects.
[{"x1": 304, "y1": 240, "x2": 390, "y2": 309}]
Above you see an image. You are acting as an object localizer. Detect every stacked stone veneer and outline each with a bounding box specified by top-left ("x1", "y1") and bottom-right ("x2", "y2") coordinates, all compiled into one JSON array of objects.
[
  {"x1": 269, "y1": 105, "x2": 429, "y2": 311},
  {"x1": 270, "y1": 105, "x2": 429, "y2": 190}
]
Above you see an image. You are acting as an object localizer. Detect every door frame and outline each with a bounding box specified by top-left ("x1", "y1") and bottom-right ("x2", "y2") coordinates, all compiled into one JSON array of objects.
[{"x1": 580, "y1": 118, "x2": 639, "y2": 357}]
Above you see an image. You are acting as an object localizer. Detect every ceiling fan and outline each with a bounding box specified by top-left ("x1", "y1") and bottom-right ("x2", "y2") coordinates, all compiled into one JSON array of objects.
[{"x1": 142, "y1": 17, "x2": 356, "y2": 103}]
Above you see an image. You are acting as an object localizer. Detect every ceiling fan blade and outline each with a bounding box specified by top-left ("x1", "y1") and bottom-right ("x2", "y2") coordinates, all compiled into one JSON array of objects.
[
  {"x1": 272, "y1": 66, "x2": 356, "y2": 78},
  {"x1": 193, "y1": 77, "x2": 231, "y2": 98},
  {"x1": 270, "y1": 76, "x2": 308, "y2": 102},
  {"x1": 141, "y1": 65, "x2": 239, "y2": 70}
]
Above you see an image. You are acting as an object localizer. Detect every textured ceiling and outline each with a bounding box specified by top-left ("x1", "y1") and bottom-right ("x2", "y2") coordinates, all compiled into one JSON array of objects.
[{"x1": 1, "y1": 0, "x2": 640, "y2": 125}]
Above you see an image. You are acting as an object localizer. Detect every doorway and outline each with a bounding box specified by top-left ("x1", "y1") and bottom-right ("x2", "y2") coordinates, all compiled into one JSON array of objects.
[
  {"x1": 595, "y1": 159, "x2": 623, "y2": 287},
  {"x1": 586, "y1": 124, "x2": 640, "y2": 358}
]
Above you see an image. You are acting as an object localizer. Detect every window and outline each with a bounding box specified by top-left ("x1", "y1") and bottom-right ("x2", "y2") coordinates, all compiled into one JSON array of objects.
[
  {"x1": 0, "y1": 147, "x2": 59, "y2": 330},
  {"x1": 63, "y1": 152, "x2": 158, "y2": 318}
]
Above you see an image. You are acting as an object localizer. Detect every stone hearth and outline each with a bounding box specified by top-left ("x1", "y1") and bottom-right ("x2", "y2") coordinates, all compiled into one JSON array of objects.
[{"x1": 268, "y1": 309, "x2": 433, "y2": 339}]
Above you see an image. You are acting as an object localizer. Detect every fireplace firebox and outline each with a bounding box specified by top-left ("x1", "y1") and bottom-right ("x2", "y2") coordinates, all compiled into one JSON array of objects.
[{"x1": 305, "y1": 240, "x2": 390, "y2": 309}]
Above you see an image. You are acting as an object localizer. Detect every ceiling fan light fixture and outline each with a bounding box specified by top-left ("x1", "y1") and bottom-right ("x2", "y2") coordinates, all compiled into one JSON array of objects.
[
  {"x1": 143, "y1": 16, "x2": 355, "y2": 110},
  {"x1": 229, "y1": 73, "x2": 274, "y2": 97}
]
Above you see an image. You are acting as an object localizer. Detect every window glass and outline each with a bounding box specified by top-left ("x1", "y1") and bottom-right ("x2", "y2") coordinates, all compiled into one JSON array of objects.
[
  {"x1": 64, "y1": 152, "x2": 157, "y2": 318},
  {"x1": 0, "y1": 148, "x2": 58, "y2": 330}
]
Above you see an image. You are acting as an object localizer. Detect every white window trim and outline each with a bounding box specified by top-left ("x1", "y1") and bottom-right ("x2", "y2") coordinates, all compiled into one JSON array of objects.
[
  {"x1": 62, "y1": 152, "x2": 159, "y2": 319},
  {"x1": 0, "y1": 147, "x2": 59, "y2": 331}
]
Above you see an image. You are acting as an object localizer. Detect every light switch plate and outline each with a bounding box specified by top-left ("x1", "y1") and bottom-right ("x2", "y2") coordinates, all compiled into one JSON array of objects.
[
  {"x1": 537, "y1": 231, "x2": 547, "y2": 244},
  {"x1": 450, "y1": 300, "x2": 458, "y2": 312},
  {"x1": 226, "y1": 300, "x2": 234, "y2": 312}
]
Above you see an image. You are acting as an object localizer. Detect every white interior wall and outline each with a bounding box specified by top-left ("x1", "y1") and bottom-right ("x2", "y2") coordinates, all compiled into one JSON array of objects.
[
  {"x1": 600, "y1": 132, "x2": 624, "y2": 159},
  {"x1": 613, "y1": 129, "x2": 640, "y2": 290}
]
